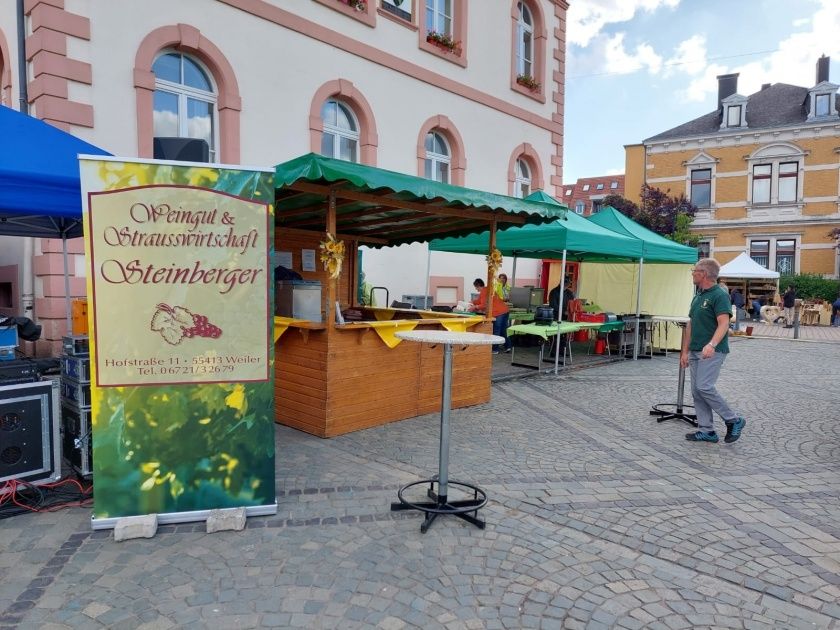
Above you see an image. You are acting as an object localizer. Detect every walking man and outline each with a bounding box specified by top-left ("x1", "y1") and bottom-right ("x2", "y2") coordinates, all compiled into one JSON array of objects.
[
  {"x1": 680, "y1": 258, "x2": 746, "y2": 443},
  {"x1": 782, "y1": 285, "x2": 796, "y2": 328}
]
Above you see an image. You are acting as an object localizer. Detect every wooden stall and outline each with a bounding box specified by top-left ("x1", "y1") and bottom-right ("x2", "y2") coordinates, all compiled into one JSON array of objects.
[{"x1": 271, "y1": 154, "x2": 558, "y2": 437}]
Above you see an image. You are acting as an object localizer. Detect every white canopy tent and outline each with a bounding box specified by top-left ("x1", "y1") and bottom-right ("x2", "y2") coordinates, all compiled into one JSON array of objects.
[{"x1": 718, "y1": 252, "x2": 781, "y2": 279}]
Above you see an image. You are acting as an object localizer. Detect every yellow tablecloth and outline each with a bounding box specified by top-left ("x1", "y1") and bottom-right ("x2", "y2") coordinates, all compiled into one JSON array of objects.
[
  {"x1": 437, "y1": 317, "x2": 483, "y2": 333},
  {"x1": 274, "y1": 317, "x2": 310, "y2": 342}
]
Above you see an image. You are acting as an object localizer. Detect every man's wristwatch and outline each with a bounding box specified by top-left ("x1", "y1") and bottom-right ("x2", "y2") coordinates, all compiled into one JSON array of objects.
[{"x1": 706, "y1": 342, "x2": 717, "y2": 348}]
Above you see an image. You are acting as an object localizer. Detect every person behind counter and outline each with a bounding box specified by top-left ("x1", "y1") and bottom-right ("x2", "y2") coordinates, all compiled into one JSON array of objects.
[
  {"x1": 472, "y1": 278, "x2": 510, "y2": 353},
  {"x1": 548, "y1": 281, "x2": 575, "y2": 321}
]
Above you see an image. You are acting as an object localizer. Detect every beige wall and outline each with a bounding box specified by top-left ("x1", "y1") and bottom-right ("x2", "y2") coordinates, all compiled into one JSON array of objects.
[
  {"x1": 623, "y1": 144, "x2": 645, "y2": 204},
  {"x1": 628, "y1": 130, "x2": 840, "y2": 276}
]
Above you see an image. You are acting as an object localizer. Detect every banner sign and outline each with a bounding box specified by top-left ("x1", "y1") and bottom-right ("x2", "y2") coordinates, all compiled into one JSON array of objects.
[
  {"x1": 80, "y1": 158, "x2": 276, "y2": 523},
  {"x1": 88, "y1": 185, "x2": 268, "y2": 386}
]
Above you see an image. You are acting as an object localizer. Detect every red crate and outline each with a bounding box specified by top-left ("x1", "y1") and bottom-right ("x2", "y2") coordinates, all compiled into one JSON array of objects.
[{"x1": 576, "y1": 312, "x2": 605, "y2": 323}]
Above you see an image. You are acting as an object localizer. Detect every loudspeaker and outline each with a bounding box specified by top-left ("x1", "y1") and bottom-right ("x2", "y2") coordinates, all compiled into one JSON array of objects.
[
  {"x1": 153, "y1": 137, "x2": 210, "y2": 163},
  {"x1": 61, "y1": 402, "x2": 92, "y2": 478},
  {"x1": 0, "y1": 380, "x2": 61, "y2": 486}
]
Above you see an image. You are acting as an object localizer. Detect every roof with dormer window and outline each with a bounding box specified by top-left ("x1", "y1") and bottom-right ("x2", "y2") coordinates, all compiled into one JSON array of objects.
[{"x1": 646, "y1": 83, "x2": 836, "y2": 142}]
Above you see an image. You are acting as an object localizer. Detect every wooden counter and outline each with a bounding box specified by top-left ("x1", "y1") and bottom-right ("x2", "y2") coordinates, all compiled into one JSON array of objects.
[{"x1": 274, "y1": 314, "x2": 493, "y2": 438}]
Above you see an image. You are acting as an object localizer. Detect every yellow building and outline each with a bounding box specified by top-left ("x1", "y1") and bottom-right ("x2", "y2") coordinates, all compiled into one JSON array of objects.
[{"x1": 625, "y1": 57, "x2": 840, "y2": 278}]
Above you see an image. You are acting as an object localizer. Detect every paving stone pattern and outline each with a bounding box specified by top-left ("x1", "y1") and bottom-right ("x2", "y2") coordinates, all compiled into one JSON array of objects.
[{"x1": 0, "y1": 337, "x2": 838, "y2": 629}]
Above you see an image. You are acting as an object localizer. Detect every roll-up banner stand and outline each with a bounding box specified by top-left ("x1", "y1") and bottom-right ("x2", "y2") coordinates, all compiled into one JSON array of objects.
[{"x1": 79, "y1": 156, "x2": 277, "y2": 529}]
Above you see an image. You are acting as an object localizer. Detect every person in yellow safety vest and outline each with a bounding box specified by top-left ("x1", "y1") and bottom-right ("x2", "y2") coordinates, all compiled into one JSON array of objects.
[{"x1": 495, "y1": 273, "x2": 511, "y2": 301}]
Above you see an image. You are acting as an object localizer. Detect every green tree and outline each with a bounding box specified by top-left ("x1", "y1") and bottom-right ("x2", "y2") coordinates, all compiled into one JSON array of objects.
[{"x1": 604, "y1": 185, "x2": 699, "y2": 245}]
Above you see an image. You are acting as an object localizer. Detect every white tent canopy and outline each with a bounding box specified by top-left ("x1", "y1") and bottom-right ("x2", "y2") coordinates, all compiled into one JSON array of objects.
[{"x1": 719, "y1": 252, "x2": 780, "y2": 279}]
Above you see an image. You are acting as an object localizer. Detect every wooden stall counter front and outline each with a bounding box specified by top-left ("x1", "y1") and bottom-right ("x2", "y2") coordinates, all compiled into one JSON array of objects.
[{"x1": 274, "y1": 312, "x2": 492, "y2": 438}]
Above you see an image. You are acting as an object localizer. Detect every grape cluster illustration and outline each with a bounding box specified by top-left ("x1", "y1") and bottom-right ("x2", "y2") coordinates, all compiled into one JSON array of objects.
[{"x1": 151, "y1": 303, "x2": 223, "y2": 345}]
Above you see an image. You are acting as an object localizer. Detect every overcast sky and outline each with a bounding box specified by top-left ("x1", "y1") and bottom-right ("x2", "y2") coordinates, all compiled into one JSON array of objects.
[{"x1": 562, "y1": 0, "x2": 840, "y2": 185}]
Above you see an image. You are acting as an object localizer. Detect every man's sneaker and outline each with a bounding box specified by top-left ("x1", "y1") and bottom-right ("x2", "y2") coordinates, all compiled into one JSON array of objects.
[
  {"x1": 685, "y1": 430, "x2": 719, "y2": 443},
  {"x1": 724, "y1": 417, "x2": 746, "y2": 443}
]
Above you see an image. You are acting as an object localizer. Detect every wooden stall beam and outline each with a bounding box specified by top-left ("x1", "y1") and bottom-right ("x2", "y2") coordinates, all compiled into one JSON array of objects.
[
  {"x1": 384, "y1": 218, "x2": 488, "y2": 241},
  {"x1": 486, "y1": 216, "x2": 498, "y2": 323},
  {"x1": 336, "y1": 232, "x2": 387, "y2": 245},
  {"x1": 338, "y1": 213, "x2": 427, "y2": 231},
  {"x1": 286, "y1": 182, "x2": 527, "y2": 225},
  {"x1": 326, "y1": 190, "x2": 337, "y2": 333},
  {"x1": 278, "y1": 199, "x2": 357, "y2": 222}
]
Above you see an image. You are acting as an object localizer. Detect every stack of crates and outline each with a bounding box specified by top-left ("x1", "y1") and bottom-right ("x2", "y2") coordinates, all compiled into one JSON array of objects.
[{"x1": 61, "y1": 334, "x2": 92, "y2": 478}]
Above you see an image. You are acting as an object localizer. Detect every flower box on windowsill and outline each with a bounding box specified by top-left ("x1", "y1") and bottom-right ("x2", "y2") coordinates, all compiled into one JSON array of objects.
[
  {"x1": 426, "y1": 32, "x2": 462, "y2": 56},
  {"x1": 516, "y1": 75, "x2": 541, "y2": 93},
  {"x1": 338, "y1": 0, "x2": 366, "y2": 11}
]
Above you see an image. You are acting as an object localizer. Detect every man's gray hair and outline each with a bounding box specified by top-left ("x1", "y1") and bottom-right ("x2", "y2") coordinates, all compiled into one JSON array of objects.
[{"x1": 695, "y1": 258, "x2": 720, "y2": 280}]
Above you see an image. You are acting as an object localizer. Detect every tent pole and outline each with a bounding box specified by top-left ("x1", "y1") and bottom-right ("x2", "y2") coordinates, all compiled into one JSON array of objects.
[
  {"x1": 424, "y1": 247, "x2": 431, "y2": 309},
  {"x1": 633, "y1": 257, "x2": 644, "y2": 360},
  {"x1": 554, "y1": 250, "x2": 567, "y2": 375},
  {"x1": 62, "y1": 235, "x2": 72, "y2": 332},
  {"x1": 511, "y1": 257, "x2": 518, "y2": 287}
]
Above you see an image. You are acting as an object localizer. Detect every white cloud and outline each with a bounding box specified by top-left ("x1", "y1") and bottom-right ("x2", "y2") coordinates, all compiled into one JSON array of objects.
[
  {"x1": 681, "y1": 62, "x2": 728, "y2": 102},
  {"x1": 676, "y1": 0, "x2": 840, "y2": 102},
  {"x1": 663, "y1": 34, "x2": 707, "y2": 77},
  {"x1": 604, "y1": 33, "x2": 663, "y2": 75},
  {"x1": 567, "y1": 0, "x2": 681, "y2": 47}
]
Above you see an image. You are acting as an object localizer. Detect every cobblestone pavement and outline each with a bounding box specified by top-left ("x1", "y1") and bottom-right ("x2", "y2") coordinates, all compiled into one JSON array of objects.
[
  {"x1": 745, "y1": 322, "x2": 840, "y2": 343},
  {"x1": 1, "y1": 337, "x2": 839, "y2": 629}
]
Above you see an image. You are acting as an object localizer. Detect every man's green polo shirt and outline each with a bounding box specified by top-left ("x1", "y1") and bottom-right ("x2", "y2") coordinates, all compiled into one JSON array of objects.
[{"x1": 688, "y1": 284, "x2": 731, "y2": 353}]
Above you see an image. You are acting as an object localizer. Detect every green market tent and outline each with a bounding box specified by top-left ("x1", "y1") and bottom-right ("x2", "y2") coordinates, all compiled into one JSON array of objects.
[
  {"x1": 586, "y1": 206, "x2": 698, "y2": 358},
  {"x1": 430, "y1": 191, "x2": 644, "y2": 372},
  {"x1": 587, "y1": 206, "x2": 698, "y2": 264},
  {"x1": 428, "y1": 198, "x2": 643, "y2": 261},
  {"x1": 274, "y1": 154, "x2": 560, "y2": 246}
]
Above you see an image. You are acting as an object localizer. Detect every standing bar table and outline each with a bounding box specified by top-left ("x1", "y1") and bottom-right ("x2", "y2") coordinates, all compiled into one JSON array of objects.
[
  {"x1": 390, "y1": 329, "x2": 504, "y2": 533},
  {"x1": 651, "y1": 315, "x2": 690, "y2": 357},
  {"x1": 649, "y1": 318, "x2": 698, "y2": 426}
]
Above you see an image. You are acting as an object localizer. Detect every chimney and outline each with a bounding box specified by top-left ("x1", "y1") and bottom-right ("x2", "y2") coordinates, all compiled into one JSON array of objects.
[
  {"x1": 717, "y1": 73, "x2": 739, "y2": 108},
  {"x1": 761, "y1": 83, "x2": 771, "y2": 90},
  {"x1": 816, "y1": 55, "x2": 830, "y2": 84}
]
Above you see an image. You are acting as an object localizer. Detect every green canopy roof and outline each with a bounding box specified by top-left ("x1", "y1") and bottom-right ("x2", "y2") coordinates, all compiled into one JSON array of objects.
[
  {"x1": 588, "y1": 206, "x2": 698, "y2": 264},
  {"x1": 273, "y1": 154, "x2": 562, "y2": 247},
  {"x1": 429, "y1": 192, "x2": 644, "y2": 261}
]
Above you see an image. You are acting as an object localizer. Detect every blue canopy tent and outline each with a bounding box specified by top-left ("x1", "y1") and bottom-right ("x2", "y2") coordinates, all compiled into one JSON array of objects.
[
  {"x1": 0, "y1": 105, "x2": 110, "y2": 238},
  {"x1": 0, "y1": 105, "x2": 111, "y2": 328}
]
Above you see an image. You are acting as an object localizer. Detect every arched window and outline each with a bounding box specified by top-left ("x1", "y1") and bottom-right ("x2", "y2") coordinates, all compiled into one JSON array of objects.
[
  {"x1": 153, "y1": 52, "x2": 217, "y2": 161},
  {"x1": 509, "y1": 0, "x2": 546, "y2": 100},
  {"x1": 0, "y1": 29, "x2": 12, "y2": 107},
  {"x1": 516, "y1": 2, "x2": 534, "y2": 78},
  {"x1": 426, "y1": 0, "x2": 453, "y2": 36},
  {"x1": 321, "y1": 99, "x2": 359, "y2": 162},
  {"x1": 424, "y1": 132, "x2": 450, "y2": 183},
  {"x1": 514, "y1": 159, "x2": 531, "y2": 198},
  {"x1": 507, "y1": 144, "x2": 543, "y2": 196}
]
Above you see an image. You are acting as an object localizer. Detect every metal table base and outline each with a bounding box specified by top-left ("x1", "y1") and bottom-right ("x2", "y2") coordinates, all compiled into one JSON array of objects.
[
  {"x1": 389, "y1": 331, "x2": 501, "y2": 533},
  {"x1": 650, "y1": 322, "x2": 698, "y2": 427},
  {"x1": 391, "y1": 478, "x2": 487, "y2": 533}
]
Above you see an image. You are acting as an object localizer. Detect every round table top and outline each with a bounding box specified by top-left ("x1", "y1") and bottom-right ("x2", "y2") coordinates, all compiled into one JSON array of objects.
[{"x1": 395, "y1": 330, "x2": 505, "y2": 346}]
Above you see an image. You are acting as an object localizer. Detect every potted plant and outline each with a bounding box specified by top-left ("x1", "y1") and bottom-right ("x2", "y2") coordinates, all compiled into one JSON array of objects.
[
  {"x1": 337, "y1": 0, "x2": 366, "y2": 11},
  {"x1": 426, "y1": 31, "x2": 462, "y2": 55},
  {"x1": 516, "y1": 74, "x2": 541, "y2": 92}
]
